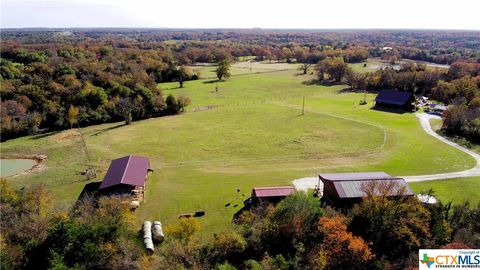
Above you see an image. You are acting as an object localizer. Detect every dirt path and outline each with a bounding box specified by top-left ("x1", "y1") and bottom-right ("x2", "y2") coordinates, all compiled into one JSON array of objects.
[{"x1": 292, "y1": 113, "x2": 480, "y2": 191}]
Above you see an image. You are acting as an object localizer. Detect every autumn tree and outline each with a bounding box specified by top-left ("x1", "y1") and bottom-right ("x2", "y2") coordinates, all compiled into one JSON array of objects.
[
  {"x1": 316, "y1": 57, "x2": 349, "y2": 82},
  {"x1": 176, "y1": 66, "x2": 194, "y2": 88},
  {"x1": 312, "y1": 216, "x2": 373, "y2": 270},
  {"x1": 202, "y1": 230, "x2": 247, "y2": 266},
  {"x1": 166, "y1": 217, "x2": 201, "y2": 245},
  {"x1": 67, "y1": 105, "x2": 79, "y2": 128},
  {"x1": 216, "y1": 60, "x2": 231, "y2": 81},
  {"x1": 349, "y1": 181, "x2": 431, "y2": 259},
  {"x1": 118, "y1": 97, "x2": 133, "y2": 125}
]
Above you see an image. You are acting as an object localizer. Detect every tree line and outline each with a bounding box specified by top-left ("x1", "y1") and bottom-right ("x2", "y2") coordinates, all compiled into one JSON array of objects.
[
  {"x1": 2, "y1": 29, "x2": 478, "y2": 64},
  {"x1": 1, "y1": 30, "x2": 479, "y2": 142},
  {"x1": 314, "y1": 57, "x2": 480, "y2": 142},
  {"x1": 0, "y1": 43, "x2": 194, "y2": 140},
  {"x1": 1, "y1": 180, "x2": 479, "y2": 270}
]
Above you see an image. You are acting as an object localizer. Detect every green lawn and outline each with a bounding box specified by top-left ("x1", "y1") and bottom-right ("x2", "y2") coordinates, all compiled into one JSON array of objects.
[
  {"x1": 348, "y1": 58, "x2": 449, "y2": 74},
  {"x1": 162, "y1": 69, "x2": 338, "y2": 108},
  {"x1": 348, "y1": 58, "x2": 392, "y2": 74},
  {"x1": 429, "y1": 118, "x2": 480, "y2": 155},
  {"x1": 1, "y1": 62, "x2": 476, "y2": 234},
  {"x1": 410, "y1": 177, "x2": 480, "y2": 206},
  {"x1": 187, "y1": 60, "x2": 300, "y2": 80},
  {"x1": 429, "y1": 118, "x2": 443, "y2": 131}
]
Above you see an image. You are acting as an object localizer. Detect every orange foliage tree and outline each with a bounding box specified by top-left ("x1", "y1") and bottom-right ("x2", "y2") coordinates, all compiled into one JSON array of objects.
[{"x1": 312, "y1": 216, "x2": 373, "y2": 270}]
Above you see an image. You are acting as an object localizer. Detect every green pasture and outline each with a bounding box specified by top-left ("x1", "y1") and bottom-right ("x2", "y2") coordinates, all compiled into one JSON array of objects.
[
  {"x1": 410, "y1": 177, "x2": 480, "y2": 206},
  {"x1": 1, "y1": 61, "x2": 476, "y2": 234}
]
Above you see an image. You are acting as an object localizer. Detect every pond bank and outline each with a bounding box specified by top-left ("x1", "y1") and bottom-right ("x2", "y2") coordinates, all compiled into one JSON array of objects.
[{"x1": 0, "y1": 154, "x2": 47, "y2": 178}]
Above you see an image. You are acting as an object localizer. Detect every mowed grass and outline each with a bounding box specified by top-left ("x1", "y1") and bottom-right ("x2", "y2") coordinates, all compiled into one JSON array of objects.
[
  {"x1": 410, "y1": 177, "x2": 480, "y2": 206},
  {"x1": 162, "y1": 69, "x2": 338, "y2": 108},
  {"x1": 81, "y1": 104, "x2": 384, "y2": 231},
  {"x1": 284, "y1": 96, "x2": 475, "y2": 176},
  {"x1": 187, "y1": 60, "x2": 300, "y2": 79},
  {"x1": 348, "y1": 58, "x2": 449, "y2": 74},
  {"x1": 1, "y1": 62, "x2": 476, "y2": 234},
  {"x1": 348, "y1": 58, "x2": 392, "y2": 74}
]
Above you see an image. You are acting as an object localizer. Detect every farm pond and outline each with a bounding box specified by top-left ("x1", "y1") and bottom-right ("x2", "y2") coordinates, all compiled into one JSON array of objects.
[{"x1": 0, "y1": 159, "x2": 38, "y2": 177}]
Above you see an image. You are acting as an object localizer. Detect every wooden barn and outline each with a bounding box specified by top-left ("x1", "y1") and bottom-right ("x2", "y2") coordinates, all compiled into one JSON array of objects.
[
  {"x1": 319, "y1": 172, "x2": 413, "y2": 206},
  {"x1": 251, "y1": 186, "x2": 296, "y2": 205},
  {"x1": 99, "y1": 155, "x2": 152, "y2": 203},
  {"x1": 374, "y1": 89, "x2": 415, "y2": 111}
]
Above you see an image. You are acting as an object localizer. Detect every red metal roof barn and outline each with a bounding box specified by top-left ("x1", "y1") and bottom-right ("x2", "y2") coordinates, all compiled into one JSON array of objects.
[{"x1": 99, "y1": 155, "x2": 151, "y2": 203}]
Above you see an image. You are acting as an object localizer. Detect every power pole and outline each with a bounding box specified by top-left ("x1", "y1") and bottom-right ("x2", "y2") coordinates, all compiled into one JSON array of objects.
[
  {"x1": 77, "y1": 122, "x2": 96, "y2": 179},
  {"x1": 302, "y1": 96, "x2": 305, "y2": 116}
]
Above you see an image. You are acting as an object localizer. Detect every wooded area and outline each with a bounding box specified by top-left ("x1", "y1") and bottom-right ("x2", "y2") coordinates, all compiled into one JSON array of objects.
[
  {"x1": 1, "y1": 29, "x2": 479, "y2": 141},
  {"x1": 1, "y1": 180, "x2": 479, "y2": 269}
]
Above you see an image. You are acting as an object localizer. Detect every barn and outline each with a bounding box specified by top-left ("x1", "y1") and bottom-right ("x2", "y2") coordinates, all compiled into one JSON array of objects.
[
  {"x1": 319, "y1": 172, "x2": 413, "y2": 206},
  {"x1": 99, "y1": 155, "x2": 152, "y2": 203},
  {"x1": 375, "y1": 89, "x2": 415, "y2": 111},
  {"x1": 251, "y1": 186, "x2": 296, "y2": 205}
]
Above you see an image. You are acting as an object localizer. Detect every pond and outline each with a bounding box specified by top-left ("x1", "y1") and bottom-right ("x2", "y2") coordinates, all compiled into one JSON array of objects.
[{"x1": 0, "y1": 159, "x2": 38, "y2": 177}]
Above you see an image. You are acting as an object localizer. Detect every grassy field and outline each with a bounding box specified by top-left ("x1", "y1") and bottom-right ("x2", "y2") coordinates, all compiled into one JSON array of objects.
[
  {"x1": 1, "y1": 62, "x2": 476, "y2": 234},
  {"x1": 348, "y1": 58, "x2": 396, "y2": 74},
  {"x1": 429, "y1": 118, "x2": 480, "y2": 154},
  {"x1": 348, "y1": 58, "x2": 449, "y2": 74},
  {"x1": 410, "y1": 177, "x2": 480, "y2": 206},
  {"x1": 186, "y1": 60, "x2": 299, "y2": 80}
]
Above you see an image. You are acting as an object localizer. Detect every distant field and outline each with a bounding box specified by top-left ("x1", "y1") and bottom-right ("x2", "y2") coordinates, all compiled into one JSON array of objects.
[
  {"x1": 1, "y1": 61, "x2": 475, "y2": 234},
  {"x1": 410, "y1": 177, "x2": 480, "y2": 206},
  {"x1": 162, "y1": 68, "x2": 331, "y2": 108},
  {"x1": 348, "y1": 58, "x2": 391, "y2": 73},
  {"x1": 187, "y1": 60, "x2": 301, "y2": 80},
  {"x1": 348, "y1": 57, "x2": 449, "y2": 74}
]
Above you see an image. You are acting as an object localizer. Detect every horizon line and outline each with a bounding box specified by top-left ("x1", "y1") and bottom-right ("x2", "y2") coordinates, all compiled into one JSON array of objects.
[{"x1": 2, "y1": 27, "x2": 480, "y2": 32}]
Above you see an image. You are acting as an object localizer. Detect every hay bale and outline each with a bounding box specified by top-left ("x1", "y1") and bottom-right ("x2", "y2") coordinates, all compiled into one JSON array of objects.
[
  {"x1": 142, "y1": 221, "x2": 154, "y2": 253},
  {"x1": 152, "y1": 221, "x2": 164, "y2": 243}
]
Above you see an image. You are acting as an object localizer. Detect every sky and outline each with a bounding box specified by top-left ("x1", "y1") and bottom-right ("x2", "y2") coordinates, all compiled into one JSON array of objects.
[{"x1": 1, "y1": 0, "x2": 480, "y2": 30}]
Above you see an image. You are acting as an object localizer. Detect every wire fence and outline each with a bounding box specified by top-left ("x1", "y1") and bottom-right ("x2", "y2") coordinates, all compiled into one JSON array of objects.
[
  {"x1": 156, "y1": 149, "x2": 381, "y2": 168},
  {"x1": 46, "y1": 92, "x2": 386, "y2": 184}
]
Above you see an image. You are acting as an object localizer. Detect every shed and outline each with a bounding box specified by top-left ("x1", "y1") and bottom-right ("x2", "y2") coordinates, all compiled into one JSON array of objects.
[
  {"x1": 375, "y1": 89, "x2": 415, "y2": 111},
  {"x1": 251, "y1": 186, "x2": 296, "y2": 205},
  {"x1": 319, "y1": 172, "x2": 413, "y2": 206},
  {"x1": 99, "y1": 155, "x2": 151, "y2": 202},
  {"x1": 428, "y1": 104, "x2": 448, "y2": 115}
]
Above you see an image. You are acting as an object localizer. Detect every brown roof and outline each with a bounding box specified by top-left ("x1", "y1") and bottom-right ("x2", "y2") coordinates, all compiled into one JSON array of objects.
[
  {"x1": 320, "y1": 172, "x2": 414, "y2": 199},
  {"x1": 320, "y1": 172, "x2": 392, "y2": 181},
  {"x1": 252, "y1": 186, "x2": 296, "y2": 198},
  {"x1": 100, "y1": 155, "x2": 150, "y2": 189}
]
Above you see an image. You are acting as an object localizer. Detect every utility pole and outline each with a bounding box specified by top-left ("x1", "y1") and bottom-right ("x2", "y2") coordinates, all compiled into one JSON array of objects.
[
  {"x1": 302, "y1": 96, "x2": 305, "y2": 116},
  {"x1": 77, "y1": 122, "x2": 96, "y2": 179}
]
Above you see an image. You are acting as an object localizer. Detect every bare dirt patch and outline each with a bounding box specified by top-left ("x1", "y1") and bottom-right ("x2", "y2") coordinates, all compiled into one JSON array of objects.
[{"x1": 49, "y1": 129, "x2": 82, "y2": 143}]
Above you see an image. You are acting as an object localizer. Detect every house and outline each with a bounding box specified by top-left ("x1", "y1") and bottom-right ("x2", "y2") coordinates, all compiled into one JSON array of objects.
[
  {"x1": 251, "y1": 186, "x2": 296, "y2": 205},
  {"x1": 99, "y1": 155, "x2": 152, "y2": 203},
  {"x1": 319, "y1": 172, "x2": 414, "y2": 206},
  {"x1": 375, "y1": 89, "x2": 415, "y2": 111}
]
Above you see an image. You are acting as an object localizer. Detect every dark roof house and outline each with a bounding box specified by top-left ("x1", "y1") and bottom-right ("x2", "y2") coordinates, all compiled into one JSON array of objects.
[
  {"x1": 251, "y1": 186, "x2": 296, "y2": 204},
  {"x1": 100, "y1": 155, "x2": 151, "y2": 190},
  {"x1": 319, "y1": 172, "x2": 413, "y2": 205},
  {"x1": 375, "y1": 89, "x2": 415, "y2": 110}
]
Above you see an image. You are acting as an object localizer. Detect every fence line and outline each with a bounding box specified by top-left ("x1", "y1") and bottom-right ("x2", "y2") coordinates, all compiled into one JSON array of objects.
[{"x1": 157, "y1": 149, "x2": 380, "y2": 168}]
